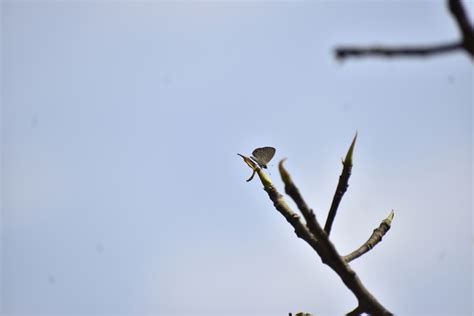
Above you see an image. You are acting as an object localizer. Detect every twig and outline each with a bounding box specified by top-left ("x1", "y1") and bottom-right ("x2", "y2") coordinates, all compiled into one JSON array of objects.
[
  {"x1": 343, "y1": 210, "x2": 395, "y2": 263},
  {"x1": 324, "y1": 133, "x2": 357, "y2": 236},
  {"x1": 264, "y1": 184, "x2": 325, "y2": 256},
  {"x1": 335, "y1": 42, "x2": 463, "y2": 59},
  {"x1": 279, "y1": 158, "x2": 320, "y2": 237}
]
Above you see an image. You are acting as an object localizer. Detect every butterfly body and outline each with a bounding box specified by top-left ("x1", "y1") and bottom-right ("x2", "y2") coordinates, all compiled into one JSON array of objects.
[{"x1": 250, "y1": 146, "x2": 276, "y2": 169}]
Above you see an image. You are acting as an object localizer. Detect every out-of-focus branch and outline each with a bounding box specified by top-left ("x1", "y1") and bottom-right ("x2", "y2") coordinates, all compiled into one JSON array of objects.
[
  {"x1": 449, "y1": 0, "x2": 474, "y2": 56},
  {"x1": 324, "y1": 133, "x2": 357, "y2": 236},
  {"x1": 335, "y1": 0, "x2": 473, "y2": 60},
  {"x1": 343, "y1": 210, "x2": 395, "y2": 263},
  {"x1": 336, "y1": 42, "x2": 463, "y2": 59},
  {"x1": 347, "y1": 305, "x2": 364, "y2": 316}
]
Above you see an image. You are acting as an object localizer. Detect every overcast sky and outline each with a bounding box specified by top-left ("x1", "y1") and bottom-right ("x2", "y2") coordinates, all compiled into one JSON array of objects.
[{"x1": 1, "y1": 1, "x2": 473, "y2": 315}]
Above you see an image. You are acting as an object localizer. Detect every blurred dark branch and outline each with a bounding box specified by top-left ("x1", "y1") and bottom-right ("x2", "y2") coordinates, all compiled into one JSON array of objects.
[
  {"x1": 449, "y1": 0, "x2": 474, "y2": 55},
  {"x1": 335, "y1": 0, "x2": 473, "y2": 60},
  {"x1": 347, "y1": 306, "x2": 364, "y2": 316},
  {"x1": 336, "y1": 42, "x2": 463, "y2": 59},
  {"x1": 343, "y1": 210, "x2": 394, "y2": 263}
]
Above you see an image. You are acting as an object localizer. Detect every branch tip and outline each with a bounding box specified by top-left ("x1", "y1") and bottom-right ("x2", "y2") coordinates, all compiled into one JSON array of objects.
[
  {"x1": 344, "y1": 132, "x2": 358, "y2": 166},
  {"x1": 343, "y1": 209, "x2": 395, "y2": 263},
  {"x1": 239, "y1": 153, "x2": 272, "y2": 186},
  {"x1": 386, "y1": 210, "x2": 395, "y2": 224},
  {"x1": 279, "y1": 158, "x2": 292, "y2": 185},
  {"x1": 324, "y1": 134, "x2": 356, "y2": 235}
]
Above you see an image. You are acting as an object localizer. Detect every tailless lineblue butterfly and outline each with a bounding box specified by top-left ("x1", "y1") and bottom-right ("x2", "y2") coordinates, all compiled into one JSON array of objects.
[{"x1": 250, "y1": 147, "x2": 276, "y2": 169}]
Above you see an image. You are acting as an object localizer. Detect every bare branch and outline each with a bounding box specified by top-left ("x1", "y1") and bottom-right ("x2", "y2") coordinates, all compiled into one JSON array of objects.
[
  {"x1": 334, "y1": 0, "x2": 473, "y2": 60},
  {"x1": 343, "y1": 210, "x2": 395, "y2": 263},
  {"x1": 264, "y1": 184, "x2": 324, "y2": 253},
  {"x1": 335, "y1": 41, "x2": 463, "y2": 60},
  {"x1": 272, "y1": 170, "x2": 390, "y2": 314},
  {"x1": 279, "y1": 158, "x2": 320, "y2": 237},
  {"x1": 324, "y1": 133, "x2": 357, "y2": 235},
  {"x1": 239, "y1": 141, "x2": 394, "y2": 315},
  {"x1": 448, "y1": 0, "x2": 474, "y2": 56}
]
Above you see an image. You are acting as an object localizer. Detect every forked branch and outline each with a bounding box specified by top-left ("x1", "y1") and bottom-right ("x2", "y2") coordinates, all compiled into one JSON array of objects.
[{"x1": 238, "y1": 136, "x2": 394, "y2": 315}]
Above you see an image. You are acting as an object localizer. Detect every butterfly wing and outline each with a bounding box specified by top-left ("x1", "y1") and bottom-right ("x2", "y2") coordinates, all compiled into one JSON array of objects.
[{"x1": 251, "y1": 147, "x2": 276, "y2": 168}]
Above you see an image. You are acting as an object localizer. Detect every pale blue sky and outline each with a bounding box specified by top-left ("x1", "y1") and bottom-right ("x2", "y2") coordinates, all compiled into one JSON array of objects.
[{"x1": 1, "y1": 1, "x2": 472, "y2": 315}]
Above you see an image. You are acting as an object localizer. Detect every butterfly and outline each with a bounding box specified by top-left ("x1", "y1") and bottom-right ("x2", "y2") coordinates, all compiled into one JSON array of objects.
[{"x1": 250, "y1": 146, "x2": 276, "y2": 169}]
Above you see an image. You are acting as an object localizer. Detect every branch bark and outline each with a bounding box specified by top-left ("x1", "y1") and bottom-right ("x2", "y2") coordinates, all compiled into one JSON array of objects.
[
  {"x1": 335, "y1": 41, "x2": 463, "y2": 59},
  {"x1": 324, "y1": 133, "x2": 356, "y2": 235},
  {"x1": 279, "y1": 158, "x2": 320, "y2": 238},
  {"x1": 239, "y1": 145, "x2": 394, "y2": 315},
  {"x1": 277, "y1": 160, "x2": 392, "y2": 315},
  {"x1": 343, "y1": 210, "x2": 395, "y2": 263}
]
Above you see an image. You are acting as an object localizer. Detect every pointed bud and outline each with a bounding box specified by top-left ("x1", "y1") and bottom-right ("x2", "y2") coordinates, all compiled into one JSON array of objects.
[
  {"x1": 278, "y1": 158, "x2": 292, "y2": 185},
  {"x1": 386, "y1": 210, "x2": 395, "y2": 224},
  {"x1": 344, "y1": 132, "x2": 358, "y2": 166}
]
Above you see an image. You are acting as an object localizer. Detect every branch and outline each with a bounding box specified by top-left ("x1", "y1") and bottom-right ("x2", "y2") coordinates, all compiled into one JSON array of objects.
[
  {"x1": 343, "y1": 210, "x2": 395, "y2": 263},
  {"x1": 346, "y1": 305, "x2": 364, "y2": 316},
  {"x1": 279, "y1": 158, "x2": 320, "y2": 238},
  {"x1": 448, "y1": 0, "x2": 474, "y2": 56},
  {"x1": 324, "y1": 133, "x2": 357, "y2": 236},
  {"x1": 335, "y1": 41, "x2": 463, "y2": 59},
  {"x1": 239, "y1": 154, "x2": 392, "y2": 315},
  {"x1": 275, "y1": 160, "x2": 392, "y2": 315},
  {"x1": 265, "y1": 184, "x2": 321, "y2": 253},
  {"x1": 238, "y1": 153, "x2": 321, "y2": 251},
  {"x1": 334, "y1": 0, "x2": 473, "y2": 60}
]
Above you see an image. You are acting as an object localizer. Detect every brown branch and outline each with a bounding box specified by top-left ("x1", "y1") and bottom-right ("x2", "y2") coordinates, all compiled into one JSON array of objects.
[
  {"x1": 335, "y1": 41, "x2": 463, "y2": 59},
  {"x1": 334, "y1": 0, "x2": 473, "y2": 60},
  {"x1": 264, "y1": 185, "x2": 325, "y2": 255},
  {"x1": 343, "y1": 210, "x2": 395, "y2": 263},
  {"x1": 279, "y1": 158, "x2": 320, "y2": 238},
  {"x1": 239, "y1": 153, "x2": 393, "y2": 315},
  {"x1": 324, "y1": 133, "x2": 357, "y2": 236},
  {"x1": 272, "y1": 176, "x2": 390, "y2": 314}
]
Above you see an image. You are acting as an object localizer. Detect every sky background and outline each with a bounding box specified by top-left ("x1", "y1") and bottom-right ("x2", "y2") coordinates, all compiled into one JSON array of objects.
[{"x1": 1, "y1": 1, "x2": 473, "y2": 315}]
